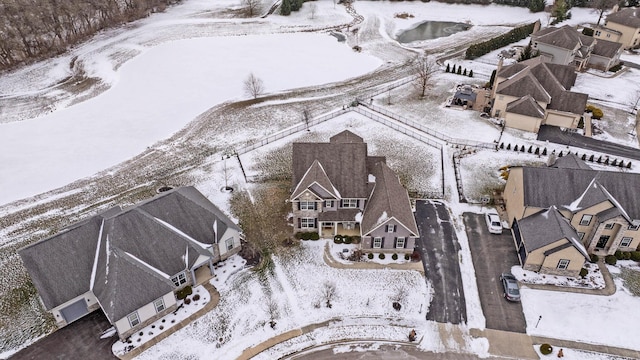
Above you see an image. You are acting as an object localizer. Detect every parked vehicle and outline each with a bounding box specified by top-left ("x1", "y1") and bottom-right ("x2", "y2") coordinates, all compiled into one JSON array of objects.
[
  {"x1": 500, "y1": 273, "x2": 521, "y2": 302},
  {"x1": 485, "y1": 211, "x2": 502, "y2": 234}
]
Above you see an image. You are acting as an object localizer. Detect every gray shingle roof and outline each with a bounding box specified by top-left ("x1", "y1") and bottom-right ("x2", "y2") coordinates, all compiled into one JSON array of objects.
[
  {"x1": 517, "y1": 206, "x2": 589, "y2": 259},
  {"x1": 551, "y1": 154, "x2": 593, "y2": 170},
  {"x1": 361, "y1": 159, "x2": 419, "y2": 236},
  {"x1": 606, "y1": 7, "x2": 640, "y2": 29},
  {"x1": 592, "y1": 37, "x2": 623, "y2": 58},
  {"x1": 506, "y1": 95, "x2": 546, "y2": 118},
  {"x1": 497, "y1": 72, "x2": 551, "y2": 103},
  {"x1": 521, "y1": 166, "x2": 640, "y2": 220},
  {"x1": 292, "y1": 131, "x2": 369, "y2": 199},
  {"x1": 19, "y1": 187, "x2": 237, "y2": 322},
  {"x1": 291, "y1": 160, "x2": 339, "y2": 200},
  {"x1": 533, "y1": 25, "x2": 586, "y2": 50}
]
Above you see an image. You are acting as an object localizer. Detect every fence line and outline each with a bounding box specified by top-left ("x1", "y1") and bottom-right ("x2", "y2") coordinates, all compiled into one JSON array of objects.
[{"x1": 357, "y1": 75, "x2": 416, "y2": 102}]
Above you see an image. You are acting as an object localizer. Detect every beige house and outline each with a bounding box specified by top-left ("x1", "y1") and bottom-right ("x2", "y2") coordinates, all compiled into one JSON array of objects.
[
  {"x1": 491, "y1": 57, "x2": 588, "y2": 133},
  {"x1": 290, "y1": 130, "x2": 418, "y2": 254},
  {"x1": 531, "y1": 25, "x2": 623, "y2": 71},
  {"x1": 594, "y1": 7, "x2": 640, "y2": 49},
  {"x1": 503, "y1": 155, "x2": 640, "y2": 276},
  {"x1": 19, "y1": 187, "x2": 243, "y2": 340}
]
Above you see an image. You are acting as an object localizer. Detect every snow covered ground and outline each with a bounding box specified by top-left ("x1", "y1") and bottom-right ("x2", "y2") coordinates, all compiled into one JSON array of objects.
[{"x1": 2, "y1": 0, "x2": 640, "y2": 358}]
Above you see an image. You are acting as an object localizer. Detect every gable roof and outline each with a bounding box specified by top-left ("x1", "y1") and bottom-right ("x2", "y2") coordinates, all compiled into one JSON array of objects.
[
  {"x1": 520, "y1": 166, "x2": 640, "y2": 221},
  {"x1": 19, "y1": 187, "x2": 237, "y2": 319},
  {"x1": 592, "y1": 37, "x2": 624, "y2": 58},
  {"x1": 533, "y1": 25, "x2": 593, "y2": 51},
  {"x1": 550, "y1": 154, "x2": 593, "y2": 170},
  {"x1": 506, "y1": 95, "x2": 546, "y2": 118},
  {"x1": 291, "y1": 160, "x2": 339, "y2": 199},
  {"x1": 606, "y1": 7, "x2": 640, "y2": 29},
  {"x1": 361, "y1": 159, "x2": 418, "y2": 236},
  {"x1": 292, "y1": 131, "x2": 369, "y2": 198},
  {"x1": 517, "y1": 206, "x2": 589, "y2": 259}
]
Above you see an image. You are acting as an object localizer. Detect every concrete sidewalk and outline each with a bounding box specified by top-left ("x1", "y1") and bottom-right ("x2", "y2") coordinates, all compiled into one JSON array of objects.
[
  {"x1": 117, "y1": 283, "x2": 220, "y2": 360},
  {"x1": 531, "y1": 336, "x2": 640, "y2": 359},
  {"x1": 322, "y1": 242, "x2": 424, "y2": 272}
]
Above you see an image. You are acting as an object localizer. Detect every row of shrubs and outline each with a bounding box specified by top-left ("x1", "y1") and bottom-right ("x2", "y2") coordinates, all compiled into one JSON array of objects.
[
  {"x1": 465, "y1": 22, "x2": 537, "y2": 59},
  {"x1": 498, "y1": 143, "x2": 633, "y2": 169},
  {"x1": 295, "y1": 232, "x2": 320, "y2": 240},
  {"x1": 334, "y1": 235, "x2": 361, "y2": 244},
  {"x1": 444, "y1": 63, "x2": 474, "y2": 77},
  {"x1": 597, "y1": 251, "x2": 640, "y2": 265},
  {"x1": 366, "y1": 253, "x2": 411, "y2": 261}
]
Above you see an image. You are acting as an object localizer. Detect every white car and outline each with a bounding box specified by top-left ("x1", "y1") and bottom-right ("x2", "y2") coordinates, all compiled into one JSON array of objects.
[{"x1": 485, "y1": 211, "x2": 502, "y2": 234}]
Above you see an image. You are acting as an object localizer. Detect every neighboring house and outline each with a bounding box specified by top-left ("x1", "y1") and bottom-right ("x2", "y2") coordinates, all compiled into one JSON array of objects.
[
  {"x1": 450, "y1": 84, "x2": 492, "y2": 112},
  {"x1": 531, "y1": 25, "x2": 623, "y2": 71},
  {"x1": 19, "y1": 186, "x2": 242, "y2": 340},
  {"x1": 290, "y1": 130, "x2": 418, "y2": 254},
  {"x1": 491, "y1": 57, "x2": 588, "y2": 133},
  {"x1": 594, "y1": 7, "x2": 640, "y2": 49},
  {"x1": 503, "y1": 155, "x2": 640, "y2": 275}
]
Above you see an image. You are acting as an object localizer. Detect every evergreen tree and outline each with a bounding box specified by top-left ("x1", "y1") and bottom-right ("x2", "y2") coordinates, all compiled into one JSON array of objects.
[
  {"x1": 552, "y1": 0, "x2": 569, "y2": 23},
  {"x1": 452, "y1": 64, "x2": 457, "y2": 73},
  {"x1": 457, "y1": 66, "x2": 462, "y2": 75},
  {"x1": 463, "y1": 68, "x2": 467, "y2": 76},
  {"x1": 446, "y1": 63, "x2": 450, "y2": 72},
  {"x1": 469, "y1": 69, "x2": 473, "y2": 77},
  {"x1": 488, "y1": 69, "x2": 497, "y2": 88},
  {"x1": 529, "y1": 0, "x2": 545, "y2": 12},
  {"x1": 281, "y1": 0, "x2": 291, "y2": 15}
]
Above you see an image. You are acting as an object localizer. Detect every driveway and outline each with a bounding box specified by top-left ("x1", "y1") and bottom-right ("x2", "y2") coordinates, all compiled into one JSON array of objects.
[
  {"x1": 463, "y1": 213, "x2": 526, "y2": 333},
  {"x1": 415, "y1": 200, "x2": 467, "y2": 324},
  {"x1": 11, "y1": 310, "x2": 117, "y2": 360},
  {"x1": 537, "y1": 125, "x2": 640, "y2": 161}
]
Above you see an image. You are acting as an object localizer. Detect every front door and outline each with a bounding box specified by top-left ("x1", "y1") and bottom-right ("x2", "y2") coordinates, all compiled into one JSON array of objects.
[{"x1": 596, "y1": 235, "x2": 610, "y2": 249}]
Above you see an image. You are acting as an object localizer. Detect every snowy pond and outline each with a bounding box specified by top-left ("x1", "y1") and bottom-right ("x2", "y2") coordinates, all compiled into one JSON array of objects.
[{"x1": 396, "y1": 21, "x2": 471, "y2": 43}]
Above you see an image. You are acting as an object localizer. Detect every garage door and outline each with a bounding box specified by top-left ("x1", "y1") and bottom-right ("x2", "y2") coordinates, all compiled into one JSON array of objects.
[{"x1": 60, "y1": 299, "x2": 89, "y2": 324}]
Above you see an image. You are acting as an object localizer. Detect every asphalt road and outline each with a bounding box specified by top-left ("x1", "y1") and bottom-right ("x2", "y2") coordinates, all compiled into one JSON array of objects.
[
  {"x1": 11, "y1": 311, "x2": 117, "y2": 360},
  {"x1": 537, "y1": 125, "x2": 640, "y2": 161},
  {"x1": 415, "y1": 200, "x2": 467, "y2": 324},
  {"x1": 463, "y1": 213, "x2": 526, "y2": 333}
]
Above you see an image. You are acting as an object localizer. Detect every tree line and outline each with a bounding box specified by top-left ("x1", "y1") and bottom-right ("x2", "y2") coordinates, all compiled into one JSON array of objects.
[{"x1": 0, "y1": 0, "x2": 181, "y2": 72}]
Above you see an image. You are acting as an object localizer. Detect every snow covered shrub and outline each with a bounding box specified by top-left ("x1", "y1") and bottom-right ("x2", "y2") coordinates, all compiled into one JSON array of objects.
[
  {"x1": 392, "y1": 253, "x2": 398, "y2": 260},
  {"x1": 176, "y1": 286, "x2": 193, "y2": 300},
  {"x1": 334, "y1": 235, "x2": 343, "y2": 244},
  {"x1": 368, "y1": 253, "x2": 374, "y2": 260},
  {"x1": 343, "y1": 236, "x2": 353, "y2": 244},
  {"x1": 310, "y1": 232, "x2": 320, "y2": 240},
  {"x1": 379, "y1": 253, "x2": 386, "y2": 260},
  {"x1": 631, "y1": 251, "x2": 640, "y2": 262},
  {"x1": 405, "y1": 254, "x2": 411, "y2": 260},
  {"x1": 579, "y1": 268, "x2": 588, "y2": 278},
  {"x1": 615, "y1": 250, "x2": 624, "y2": 260},
  {"x1": 540, "y1": 343, "x2": 553, "y2": 355},
  {"x1": 184, "y1": 298, "x2": 191, "y2": 305},
  {"x1": 605, "y1": 255, "x2": 617, "y2": 265},
  {"x1": 624, "y1": 252, "x2": 632, "y2": 260},
  {"x1": 589, "y1": 254, "x2": 599, "y2": 263}
]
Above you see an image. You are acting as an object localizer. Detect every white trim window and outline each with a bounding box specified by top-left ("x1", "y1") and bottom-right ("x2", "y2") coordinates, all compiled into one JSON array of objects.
[
  {"x1": 396, "y1": 237, "x2": 405, "y2": 248},
  {"x1": 225, "y1": 237, "x2": 234, "y2": 251},
  {"x1": 620, "y1": 237, "x2": 633, "y2": 247},
  {"x1": 628, "y1": 224, "x2": 640, "y2": 231},
  {"x1": 373, "y1": 237, "x2": 382, "y2": 249},
  {"x1": 301, "y1": 218, "x2": 315, "y2": 229},
  {"x1": 579, "y1": 214, "x2": 593, "y2": 226},
  {"x1": 300, "y1": 201, "x2": 315, "y2": 210},
  {"x1": 557, "y1": 259, "x2": 570, "y2": 270},
  {"x1": 604, "y1": 223, "x2": 614, "y2": 230},
  {"x1": 171, "y1": 271, "x2": 187, "y2": 287},
  {"x1": 153, "y1": 298, "x2": 165, "y2": 313},
  {"x1": 577, "y1": 232, "x2": 585, "y2": 240},
  {"x1": 386, "y1": 225, "x2": 395, "y2": 233},
  {"x1": 324, "y1": 200, "x2": 334, "y2": 208},
  {"x1": 341, "y1": 199, "x2": 358, "y2": 208},
  {"x1": 127, "y1": 312, "x2": 140, "y2": 328}
]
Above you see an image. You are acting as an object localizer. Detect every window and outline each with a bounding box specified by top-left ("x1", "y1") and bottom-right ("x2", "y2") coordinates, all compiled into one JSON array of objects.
[
  {"x1": 153, "y1": 298, "x2": 165, "y2": 313},
  {"x1": 225, "y1": 238, "x2": 234, "y2": 251},
  {"x1": 396, "y1": 237, "x2": 405, "y2": 248},
  {"x1": 322, "y1": 222, "x2": 333, "y2": 229},
  {"x1": 127, "y1": 312, "x2": 140, "y2": 328},
  {"x1": 620, "y1": 237, "x2": 633, "y2": 247},
  {"x1": 386, "y1": 225, "x2": 395, "y2": 233},
  {"x1": 628, "y1": 224, "x2": 640, "y2": 231},
  {"x1": 604, "y1": 223, "x2": 614, "y2": 230},
  {"x1": 579, "y1": 214, "x2": 593, "y2": 226},
  {"x1": 325, "y1": 200, "x2": 334, "y2": 208},
  {"x1": 577, "y1": 232, "x2": 585, "y2": 240},
  {"x1": 373, "y1": 237, "x2": 382, "y2": 248},
  {"x1": 595, "y1": 30, "x2": 601, "y2": 36},
  {"x1": 171, "y1": 271, "x2": 187, "y2": 287},
  {"x1": 557, "y1": 259, "x2": 570, "y2": 270},
  {"x1": 301, "y1": 218, "x2": 315, "y2": 229},
  {"x1": 299, "y1": 201, "x2": 315, "y2": 210},
  {"x1": 341, "y1": 199, "x2": 358, "y2": 208}
]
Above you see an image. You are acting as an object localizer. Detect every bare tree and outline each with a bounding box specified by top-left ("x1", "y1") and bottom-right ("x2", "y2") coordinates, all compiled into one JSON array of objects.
[
  {"x1": 302, "y1": 108, "x2": 312, "y2": 130},
  {"x1": 321, "y1": 281, "x2": 337, "y2": 308},
  {"x1": 242, "y1": 0, "x2": 263, "y2": 17},
  {"x1": 243, "y1": 72, "x2": 265, "y2": 99},
  {"x1": 309, "y1": 3, "x2": 318, "y2": 19},
  {"x1": 412, "y1": 56, "x2": 438, "y2": 99},
  {"x1": 590, "y1": 0, "x2": 617, "y2": 26},
  {"x1": 627, "y1": 87, "x2": 640, "y2": 114},
  {"x1": 390, "y1": 284, "x2": 408, "y2": 311},
  {"x1": 263, "y1": 297, "x2": 279, "y2": 328}
]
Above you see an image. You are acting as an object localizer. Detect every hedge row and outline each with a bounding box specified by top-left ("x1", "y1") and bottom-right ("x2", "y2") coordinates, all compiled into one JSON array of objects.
[
  {"x1": 295, "y1": 232, "x2": 320, "y2": 240},
  {"x1": 465, "y1": 22, "x2": 537, "y2": 60}
]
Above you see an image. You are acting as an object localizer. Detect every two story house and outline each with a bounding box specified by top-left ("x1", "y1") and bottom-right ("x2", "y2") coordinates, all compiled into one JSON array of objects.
[
  {"x1": 19, "y1": 186, "x2": 243, "y2": 340},
  {"x1": 594, "y1": 7, "x2": 640, "y2": 49},
  {"x1": 491, "y1": 57, "x2": 588, "y2": 133},
  {"x1": 290, "y1": 130, "x2": 418, "y2": 254},
  {"x1": 503, "y1": 155, "x2": 640, "y2": 276},
  {"x1": 531, "y1": 25, "x2": 623, "y2": 71}
]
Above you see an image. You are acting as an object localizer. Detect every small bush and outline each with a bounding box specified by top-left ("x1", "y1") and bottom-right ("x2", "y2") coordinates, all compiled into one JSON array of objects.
[
  {"x1": 609, "y1": 63, "x2": 623, "y2": 72},
  {"x1": 615, "y1": 250, "x2": 624, "y2": 260},
  {"x1": 605, "y1": 255, "x2": 617, "y2": 265},
  {"x1": 411, "y1": 250, "x2": 421, "y2": 262},
  {"x1": 295, "y1": 232, "x2": 304, "y2": 239},
  {"x1": 392, "y1": 253, "x2": 398, "y2": 260},
  {"x1": 368, "y1": 253, "x2": 374, "y2": 259},
  {"x1": 176, "y1": 285, "x2": 193, "y2": 300},
  {"x1": 193, "y1": 294, "x2": 200, "y2": 301},
  {"x1": 624, "y1": 251, "x2": 632, "y2": 260},
  {"x1": 379, "y1": 253, "x2": 386, "y2": 260},
  {"x1": 579, "y1": 268, "x2": 588, "y2": 278},
  {"x1": 540, "y1": 343, "x2": 553, "y2": 355},
  {"x1": 309, "y1": 232, "x2": 320, "y2": 240},
  {"x1": 334, "y1": 235, "x2": 343, "y2": 244},
  {"x1": 589, "y1": 254, "x2": 599, "y2": 263},
  {"x1": 184, "y1": 297, "x2": 191, "y2": 305},
  {"x1": 630, "y1": 251, "x2": 640, "y2": 261},
  {"x1": 352, "y1": 236, "x2": 361, "y2": 244},
  {"x1": 405, "y1": 254, "x2": 411, "y2": 260},
  {"x1": 344, "y1": 236, "x2": 353, "y2": 244}
]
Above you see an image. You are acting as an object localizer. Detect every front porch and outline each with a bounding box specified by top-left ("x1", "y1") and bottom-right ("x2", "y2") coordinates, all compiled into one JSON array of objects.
[{"x1": 319, "y1": 221, "x2": 361, "y2": 238}]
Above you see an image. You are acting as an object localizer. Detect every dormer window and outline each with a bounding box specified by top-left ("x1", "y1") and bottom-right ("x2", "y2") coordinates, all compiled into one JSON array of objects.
[
  {"x1": 604, "y1": 223, "x2": 614, "y2": 230},
  {"x1": 341, "y1": 199, "x2": 358, "y2": 208}
]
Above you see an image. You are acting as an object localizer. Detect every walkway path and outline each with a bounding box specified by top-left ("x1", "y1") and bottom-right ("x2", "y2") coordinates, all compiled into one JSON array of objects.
[
  {"x1": 117, "y1": 283, "x2": 220, "y2": 360},
  {"x1": 322, "y1": 242, "x2": 424, "y2": 272},
  {"x1": 520, "y1": 260, "x2": 616, "y2": 296}
]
